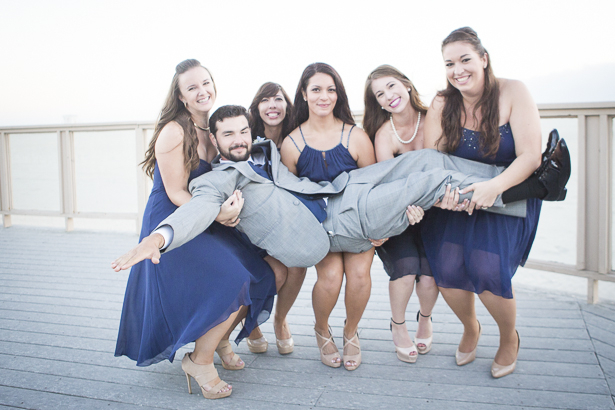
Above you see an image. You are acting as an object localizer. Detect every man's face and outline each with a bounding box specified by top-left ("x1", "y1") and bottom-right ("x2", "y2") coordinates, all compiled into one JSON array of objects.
[{"x1": 210, "y1": 115, "x2": 252, "y2": 161}]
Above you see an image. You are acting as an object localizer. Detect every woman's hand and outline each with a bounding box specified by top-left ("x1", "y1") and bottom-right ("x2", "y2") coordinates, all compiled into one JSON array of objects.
[
  {"x1": 215, "y1": 190, "x2": 244, "y2": 227},
  {"x1": 406, "y1": 205, "x2": 424, "y2": 225},
  {"x1": 434, "y1": 184, "x2": 469, "y2": 212},
  {"x1": 460, "y1": 180, "x2": 500, "y2": 215},
  {"x1": 370, "y1": 238, "x2": 389, "y2": 247}
]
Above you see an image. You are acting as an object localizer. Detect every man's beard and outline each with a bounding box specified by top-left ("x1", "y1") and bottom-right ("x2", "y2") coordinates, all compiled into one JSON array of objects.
[{"x1": 221, "y1": 143, "x2": 250, "y2": 162}]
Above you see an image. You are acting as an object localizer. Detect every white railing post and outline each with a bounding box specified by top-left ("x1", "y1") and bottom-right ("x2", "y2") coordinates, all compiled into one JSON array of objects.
[
  {"x1": 58, "y1": 130, "x2": 76, "y2": 231},
  {"x1": 0, "y1": 132, "x2": 12, "y2": 228},
  {"x1": 576, "y1": 115, "x2": 587, "y2": 272}
]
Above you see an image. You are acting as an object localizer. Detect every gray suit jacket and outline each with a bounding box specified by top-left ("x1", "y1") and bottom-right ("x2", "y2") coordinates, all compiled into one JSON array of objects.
[{"x1": 158, "y1": 140, "x2": 525, "y2": 267}]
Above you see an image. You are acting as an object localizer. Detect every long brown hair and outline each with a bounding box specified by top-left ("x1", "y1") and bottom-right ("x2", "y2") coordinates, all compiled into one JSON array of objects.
[
  {"x1": 436, "y1": 27, "x2": 500, "y2": 156},
  {"x1": 291, "y1": 63, "x2": 355, "y2": 129},
  {"x1": 248, "y1": 82, "x2": 293, "y2": 142},
  {"x1": 141, "y1": 59, "x2": 217, "y2": 179},
  {"x1": 363, "y1": 64, "x2": 428, "y2": 144}
]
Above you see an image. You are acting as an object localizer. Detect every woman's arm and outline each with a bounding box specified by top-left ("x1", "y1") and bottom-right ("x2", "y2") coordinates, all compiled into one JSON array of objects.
[
  {"x1": 460, "y1": 80, "x2": 542, "y2": 214},
  {"x1": 155, "y1": 121, "x2": 192, "y2": 207},
  {"x1": 348, "y1": 126, "x2": 376, "y2": 168},
  {"x1": 280, "y1": 131, "x2": 302, "y2": 176}
]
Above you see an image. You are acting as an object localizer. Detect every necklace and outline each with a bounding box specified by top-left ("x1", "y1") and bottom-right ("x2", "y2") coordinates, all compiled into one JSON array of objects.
[
  {"x1": 193, "y1": 122, "x2": 210, "y2": 132},
  {"x1": 390, "y1": 112, "x2": 420, "y2": 144}
]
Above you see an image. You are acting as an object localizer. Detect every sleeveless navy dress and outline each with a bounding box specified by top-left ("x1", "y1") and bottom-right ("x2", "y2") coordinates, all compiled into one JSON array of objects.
[
  {"x1": 290, "y1": 124, "x2": 358, "y2": 183},
  {"x1": 115, "y1": 160, "x2": 276, "y2": 366},
  {"x1": 421, "y1": 124, "x2": 542, "y2": 299}
]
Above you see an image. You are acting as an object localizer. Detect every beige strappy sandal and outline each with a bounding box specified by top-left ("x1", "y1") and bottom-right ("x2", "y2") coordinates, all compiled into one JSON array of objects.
[
  {"x1": 216, "y1": 339, "x2": 245, "y2": 370},
  {"x1": 181, "y1": 353, "x2": 232, "y2": 400},
  {"x1": 343, "y1": 331, "x2": 362, "y2": 371},
  {"x1": 314, "y1": 326, "x2": 341, "y2": 368}
]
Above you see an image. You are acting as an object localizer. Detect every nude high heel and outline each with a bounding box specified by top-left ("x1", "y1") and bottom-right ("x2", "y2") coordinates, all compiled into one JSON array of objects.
[
  {"x1": 246, "y1": 336, "x2": 268, "y2": 353},
  {"x1": 343, "y1": 320, "x2": 362, "y2": 371},
  {"x1": 215, "y1": 339, "x2": 245, "y2": 370},
  {"x1": 455, "y1": 321, "x2": 482, "y2": 366},
  {"x1": 390, "y1": 318, "x2": 417, "y2": 363},
  {"x1": 414, "y1": 310, "x2": 433, "y2": 355},
  {"x1": 182, "y1": 353, "x2": 232, "y2": 400},
  {"x1": 274, "y1": 321, "x2": 294, "y2": 355},
  {"x1": 314, "y1": 326, "x2": 341, "y2": 368},
  {"x1": 491, "y1": 330, "x2": 520, "y2": 378}
]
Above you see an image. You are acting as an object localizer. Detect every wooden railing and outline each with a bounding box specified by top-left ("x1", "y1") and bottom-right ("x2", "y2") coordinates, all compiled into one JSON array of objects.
[
  {"x1": 0, "y1": 122, "x2": 154, "y2": 233},
  {"x1": 1, "y1": 102, "x2": 614, "y2": 303}
]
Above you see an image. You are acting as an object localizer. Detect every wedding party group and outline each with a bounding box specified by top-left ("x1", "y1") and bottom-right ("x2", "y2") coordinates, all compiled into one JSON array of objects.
[{"x1": 111, "y1": 27, "x2": 571, "y2": 400}]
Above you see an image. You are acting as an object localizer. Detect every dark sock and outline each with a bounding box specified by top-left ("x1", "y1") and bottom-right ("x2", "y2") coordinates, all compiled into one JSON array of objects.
[{"x1": 502, "y1": 175, "x2": 547, "y2": 204}]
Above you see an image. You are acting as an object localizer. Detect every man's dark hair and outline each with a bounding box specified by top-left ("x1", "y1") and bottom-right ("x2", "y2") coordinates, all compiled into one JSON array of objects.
[{"x1": 208, "y1": 105, "x2": 250, "y2": 137}]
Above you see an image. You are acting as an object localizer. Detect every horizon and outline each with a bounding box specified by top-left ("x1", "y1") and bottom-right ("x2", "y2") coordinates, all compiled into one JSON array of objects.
[{"x1": 1, "y1": 0, "x2": 614, "y2": 127}]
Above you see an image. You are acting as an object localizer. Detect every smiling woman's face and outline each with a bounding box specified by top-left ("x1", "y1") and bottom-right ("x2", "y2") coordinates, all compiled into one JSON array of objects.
[
  {"x1": 303, "y1": 73, "x2": 337, "y2": 118},
  {"x1": 371, "y1": 76, "x2": 410, "y2": 114},
  {"x1": 258, "y1": 90, "x2": 287, "y2": 127}
]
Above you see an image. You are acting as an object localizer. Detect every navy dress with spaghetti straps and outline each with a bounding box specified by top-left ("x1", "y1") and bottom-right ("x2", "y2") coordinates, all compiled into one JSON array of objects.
[
  {"x1": 290, "y1": 124, "x2": 358, "y2": 183},
  {"x1": 420, "y1": 124, "x2": 542, "y2": 298}
]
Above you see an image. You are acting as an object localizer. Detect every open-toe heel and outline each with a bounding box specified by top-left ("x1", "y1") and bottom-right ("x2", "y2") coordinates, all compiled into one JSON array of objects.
[
  {"x1": 343, "y1": 330, "x2": 362, "y2": 371},
  {"x1": 390, "y1": 318, "x2": 418, "y2": 363},
  {"x1": 414, "y1": 310, "x2": 433, "y2": 355},
  {"x1": 216, "y1": 339, "x2": 245, "y2": 370},
  {"x1": 181, "y1": 353, "x2": 232, "y2": 400},
  {"x1": 314, "y1": 326, "x2": 341, "y2": 368}
]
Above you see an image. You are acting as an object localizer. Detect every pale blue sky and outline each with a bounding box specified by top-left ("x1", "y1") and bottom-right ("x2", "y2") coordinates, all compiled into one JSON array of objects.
[{"x1": 1, "y1": 0, "x2": 613, "y2": 126}]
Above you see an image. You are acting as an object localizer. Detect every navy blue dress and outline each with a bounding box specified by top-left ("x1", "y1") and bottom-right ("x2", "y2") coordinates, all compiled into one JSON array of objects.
[
  {"x1": 421, "y1": 124, "x2": 542, "y2": 299},
  {"x1": 290, "y1": 124, "x2": 358, "y2": 183},
  {"x1": 115, "y1": 160, "x2": 276, "y2": 366}
]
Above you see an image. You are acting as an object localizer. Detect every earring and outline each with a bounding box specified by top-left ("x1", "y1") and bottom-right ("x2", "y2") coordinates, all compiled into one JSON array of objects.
[
  {"x1": 408, "y1": 88, "x2": 411, "y2": 92},
  {"x1": 184, "y1": 101, "x2": 188, "y2": 108},
  {"x1": 381, "y1": 107, "x2": 385, "y2": 110}
]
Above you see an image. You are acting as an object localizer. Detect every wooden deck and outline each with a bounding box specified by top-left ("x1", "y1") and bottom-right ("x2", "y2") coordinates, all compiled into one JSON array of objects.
[{"x1": 1, "y1": 226, "x2": 614, "y2": 409}]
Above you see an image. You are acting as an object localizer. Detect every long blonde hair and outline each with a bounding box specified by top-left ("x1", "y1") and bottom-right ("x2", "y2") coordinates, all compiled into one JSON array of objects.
[{"x1": 141, "y1": 59, "x2": 217, "y2": 179}]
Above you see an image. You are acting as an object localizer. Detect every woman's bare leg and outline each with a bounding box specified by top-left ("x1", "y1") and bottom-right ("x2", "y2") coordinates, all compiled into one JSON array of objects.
[
  {"x1": 478, "y1": 289, "x2": 518, "y2": 366},
  {"x1": 189, "y1": 309, "x2": 241, "y2": 393},
  {"x1": 274, "y1": 266, "x2": 307, "y2": 339},
  {"x1": 342, "y1": 248, "x2": 375, "y2": 367},
  {"x1": 414, "y1": 276, "x2": 439, "y2": 346},
  {"x1": 389, "y1": 274, "x2": 416, "y2": 348},
  {"x1": 313, "y1": 252, "x2": 344, "y2": 362},
  {"x1": 439, "y1": 287, "x2": 480, "y2": 353}
]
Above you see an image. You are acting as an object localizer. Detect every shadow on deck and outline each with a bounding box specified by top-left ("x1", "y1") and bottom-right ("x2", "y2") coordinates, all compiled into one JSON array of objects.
[{"x1": 1, "y1": 226, "x2": 614, "y2": 409}]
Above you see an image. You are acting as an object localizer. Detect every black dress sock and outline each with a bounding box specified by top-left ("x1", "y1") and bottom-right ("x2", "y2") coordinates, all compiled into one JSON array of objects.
[{"x1": 501, "y1": 175, "x2": 547, "y2": 204}]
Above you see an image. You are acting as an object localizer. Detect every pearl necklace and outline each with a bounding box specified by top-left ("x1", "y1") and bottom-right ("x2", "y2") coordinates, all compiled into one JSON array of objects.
[
  {"x1": 193, "y1": 122, "x2": 210, "y2": 132},
  {"x1": 390, "y1": 112, "x2": 420, "y2": 144}
]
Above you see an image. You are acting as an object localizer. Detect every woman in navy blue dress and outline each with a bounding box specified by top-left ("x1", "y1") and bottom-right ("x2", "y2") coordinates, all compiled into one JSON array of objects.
[
  {"x1": 280, "y1": 63, "x2": 420, "y2": 371},
  {"x1": 363, "y1": 65, "x2": 439, "y2": 363},
  {"x1": 114, "y1": 59, "x2": 276, "y2": 399},
  {"x1": 422, "y1": 28, "x2": 542, "y2": 378},
  {"x1": 243, "y1": 82, "x2": 306, "y2": 355}
]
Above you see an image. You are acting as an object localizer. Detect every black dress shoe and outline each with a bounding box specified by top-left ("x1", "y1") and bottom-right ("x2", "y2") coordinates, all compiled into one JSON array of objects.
[
  {"x1": 538, "y1": 138, "x2": 571, "y2": 201},
  {"x1": 534, "y1": 129, "x2": 560, "y2": 176}
]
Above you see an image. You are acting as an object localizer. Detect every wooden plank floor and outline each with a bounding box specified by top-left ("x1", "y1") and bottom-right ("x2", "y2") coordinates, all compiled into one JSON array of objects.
[{"x1": 1, "y1": 226, "x2": 614, "y2": 409}]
